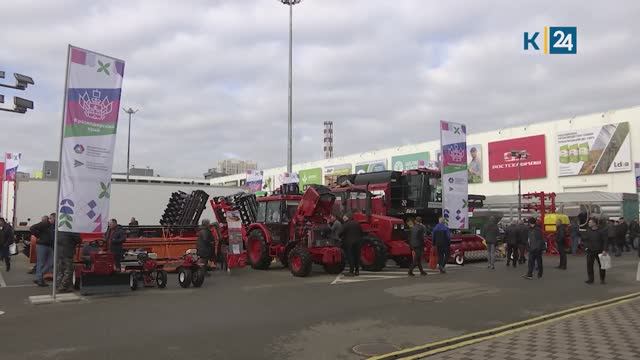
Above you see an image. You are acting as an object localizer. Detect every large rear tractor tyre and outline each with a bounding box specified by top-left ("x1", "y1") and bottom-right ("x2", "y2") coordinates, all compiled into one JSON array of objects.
[
  {"x1": 288, "y1": 247, "x2": 313, "y2": 277},
  {"x1": 393, "y1": 256, "x2": 412, "y2": 268},
  {"x1": 192, "y1": 267, "x2": 206, "y2": 288},
  {"x1": 178, "y1": 268, "x2": 192, "y2": 288},
  {"x1": 247, "y1": 229, "x2": 272, "y2": 270},
  {"x1": 360, "y1": 236, "x2": 388, "y2": 272},
  {"x1": 323, "y1": 249, "x2": 346, "y2": 274}
]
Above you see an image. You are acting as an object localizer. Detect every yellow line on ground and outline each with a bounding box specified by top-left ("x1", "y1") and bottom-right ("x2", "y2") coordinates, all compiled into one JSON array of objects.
[{"x1": 368, "y1": 291, "x2": 640, "y2": 360}]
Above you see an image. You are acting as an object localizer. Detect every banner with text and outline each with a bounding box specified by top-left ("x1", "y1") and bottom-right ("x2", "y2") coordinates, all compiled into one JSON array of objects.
[
  {"x1": 391, "y1": 152, "x2": 430, "y2": 171},
  {"x1": 355, "y1": 160, "x2": 387, "y2": 174},
  {"x1": 635, "y1": 163, "x2": 640, "y2": 193},
  {"x1": 245, "y1": 170, "x2": 263, "y2": 192},
  {"x1": 467, "y1": 145, "x2": 483, "y2": 184},
  {"x1": 4, "y1": 153, "x2": 21, "y2": 181},
  {"x1": 58, "y1": 46, "x2": 125, "y2": 232},
  {"x1": 488, "y1": 135, "x2": 547, "y2": 182},
  {"x1": 324, "y1": 164, "x2": 352, "y2": 185},
  {"x1": 440, "y1": 121, "x2": 468, "y2": 229},
  {"x1": 298, "y1": 168, "x2": 322, "y2": 189},
  {"x1": 557, "y1": 122, "x2": 631, "y2": 177}
]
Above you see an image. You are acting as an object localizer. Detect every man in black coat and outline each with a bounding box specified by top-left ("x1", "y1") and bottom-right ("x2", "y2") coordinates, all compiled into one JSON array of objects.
[
  {"x1": 517, "y1": 220, "x2": 529, "y2": 264},
  {"x1": 523, "y1": 218, "x2": 544, "y2": 280},
  {"x1": 482, "y1": 216, "x2": 499, "y2": 269},
  {"x1": 0, "y1": 217, "x2": 16, "y2": 272},
  {"x1": 56, "y1": 231, "x2": 81, "y2": 292},
  {"x1": 105, "y1": 219, "x2": 126, "y2": 270},
  {"x1": 504, "y1": 222, "x2": 519, "y2": 268},
  {"x1": 197, "y1": 219, "x2": 214, "y2": 263},
  {"x1": 555, "y1": 220, "x2": 567, "y2": 270},
  {"x1": 584, "y1": 217, "x2": 608, "y2": 284},
  {"x1": 408, "y1": 216, "x2": 427, "y2": 276},
  {"x1": 340, "y1": 213, "x2": 363, "y2": 276}
]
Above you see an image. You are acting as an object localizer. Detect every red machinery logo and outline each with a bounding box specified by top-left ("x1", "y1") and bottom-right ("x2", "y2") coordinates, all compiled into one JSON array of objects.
[{"x1": 488, "y1": 134, "x2": 547, "y2": 181}]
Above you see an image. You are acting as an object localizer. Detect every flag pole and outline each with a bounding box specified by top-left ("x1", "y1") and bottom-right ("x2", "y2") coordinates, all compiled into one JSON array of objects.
[{"x1": 52, "y1": 45, "x2": 72, "y2": 300}]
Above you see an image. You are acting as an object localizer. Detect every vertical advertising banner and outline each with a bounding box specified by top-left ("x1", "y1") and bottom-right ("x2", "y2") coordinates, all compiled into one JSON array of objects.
[
  {"x1": 440, "y1": 121, "x2": 468, "y2": 229},
  {"x1": 391, "y1": 152, "x2": 430, "y2": 171},
  {"x1": 557, "y1": 122, "x2": 631, "y2": 177},
  {"x1": 0, "y1": 162, "x2": 4, "y2": 214},
  {"x1": 298, "y1": 168, "x2": 322, "y2": 189},
  {"x1": 245, "y1": 170, "x2": 263, "y2": 192},
  {"x1": 4, "y1": 153, "x2": 21, "y2": 181},
  {"x1": 467, "y1": 145, "x2": 482, "y2": 184},
  {"x1": 488, "y1": 135, "x2": 547, "y2": 181},
  {"x1": 58, "y1": 46, "x2": 125, "y2": 232},
  {"x1": 635, "y1": 163, "x2": 640, "y2": 193},
  {"x1": 324, "y1": 163, "x2": 352, "y2": 185},
  {"x1": 355, "y1": 160, "x2": 387, "y2": 174}
]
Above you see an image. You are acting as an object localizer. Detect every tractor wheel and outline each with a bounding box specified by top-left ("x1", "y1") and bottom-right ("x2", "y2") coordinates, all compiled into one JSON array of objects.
[
  {"x1": 323, "y1": 249, "x2": 346, "y2": 274},
  {"x1": 192, "y1": 267, "x2": 206, "y2": 288},
  {"x1": 455, "y1": 254, "x2": 465, "y2": 266},
  {"x1": 129, "y1": 272, "x2": 138, "y2": 291},
  {"x1": 178, "y1": 268, "x2": 192, "y2": 288},
  {"x1": 288, "y1": 247, "x2": 313, "y2": 277},
  {"x1": 72, "y1": 269, "x2": 81, "y2": 290},
  {"x1": 393, "y1": 256, "x2": 412, "y2": 268},
  {"x1": 360, "y1": 236, "x2": 388, "y2": 272},
  {"x1": 279, "y1": 244, "x2": 295, "y2": 268},
  {"x1": 247, "y1": 229, "x2": 272, "y2": 270},
  {"x1": 156, "y1": 270, "x2": 168, "y2": 288}
]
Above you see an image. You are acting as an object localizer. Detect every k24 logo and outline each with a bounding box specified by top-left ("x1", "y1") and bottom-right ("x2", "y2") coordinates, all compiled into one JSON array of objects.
[{"x1": 524, "y1": 26, "x2": 577, "y2": 54}]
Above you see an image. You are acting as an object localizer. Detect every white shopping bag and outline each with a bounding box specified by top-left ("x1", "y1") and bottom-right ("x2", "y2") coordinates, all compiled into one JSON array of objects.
[
  {"x1": 9, "y1": 243, "x2": 18, "y2": 256},
  {"x1": 598, "y1": 253, "x2": 612, "y2": 270},
  {"x1": 636, "y1": 262, "x2": 640, "y2": 282}
]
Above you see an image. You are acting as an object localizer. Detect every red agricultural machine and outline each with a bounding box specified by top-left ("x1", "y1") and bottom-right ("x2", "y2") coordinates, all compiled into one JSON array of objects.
[
  {"x1": 211, "y1": 184, "x2": 345, "y2": 277},
  {"x1": 126, "y1": 252, "x2": 168, "y2": 290}
]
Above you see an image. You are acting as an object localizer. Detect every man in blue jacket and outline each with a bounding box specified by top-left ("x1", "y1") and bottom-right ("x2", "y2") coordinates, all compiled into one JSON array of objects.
[{"x1": 433, "y1": 216, "x2": 451, "y2": 274}]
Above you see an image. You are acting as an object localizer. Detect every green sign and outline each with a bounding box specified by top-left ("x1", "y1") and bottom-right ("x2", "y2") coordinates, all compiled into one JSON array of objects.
[
  {"x1": 391, "y1": 152, "x2": 430, "y2": 171},
  {"x1": 298, "y1": 168, "x2": 322, "y2": 189}
]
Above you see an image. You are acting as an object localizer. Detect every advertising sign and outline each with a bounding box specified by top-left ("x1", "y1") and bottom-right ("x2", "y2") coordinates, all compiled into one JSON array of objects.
[
  {"x1": 635, "y1": 163, "x2": 640, "y2": 193},
  {"x1": 391, "y1": 152, "x2": 430, "y2": 171},
  {"x1": 557, "y1": 122, "x2": 631, "y2": 177},
  {"x1": 355, "y1": 160, "x2": 387, "y2": 174},
  {"x1": 57, "y1": 46, "x2": 125, "y2": 232},
  {"x1": 298, "y1": 168, "x2": 322, "y2": 189},
  {"x1": 324, "y1": 164, "x2": 351, "y2": 185},
  {"x1": 245, "y1": 170, "x2": 263, "y2": 192},
  {"x1": 225, "y1": 210, "x2": 244, "y2": 254},
  {"x1": 488, "y1": 135, "x2": 547, "y2": 182},
  {"x1": 4, "y1": 153, "x2": 21, "y2": 181},
  {"x1": 0, "y1": 162, "x2": 3, "y2": 214},
  {"x1": 467, "y1": 145, "x2": 482, "y2": 184},
  {"x1": 440, "y1": 121, "x2": 468, "y2": 230}
]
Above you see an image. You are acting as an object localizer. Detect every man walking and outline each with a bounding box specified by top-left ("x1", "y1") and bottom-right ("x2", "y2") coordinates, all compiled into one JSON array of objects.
[
  {"x1": 583, "y1": 217, "x2": 608, "y2": 284},
  {"x1": 340, "y1": 213, "x2": 363, "y2": 276},
  {"x1": 482, "y1": 216, "x2": 499, "y2": 269},
  {"x1": 56, "y1": 231, "x2": 81, "y2": 293},
  {"x1": 408, "y1": 216, "x2": 427, "y2": 276},
  {"x1": 555, "y1": 219, "x2": 567, "y2": 270},
  {"x1": 504, "y1": 222, "x2": 519, "y2": 268},
  {"x1": 433, "y1": 216, "x2": 451, "y2": 274},
  {"x1": 523, "y1": 218, "x2": 544, "y2": 280},
  {"x1": 105, "y1": 219, "x2": 126, "y2": 270},
  {"x1": 629, "y1": 218, "x2": 639, "y2": 250},
  {"x1": 616, "y1": 218, "x2": 629, "y2": 253},
  {"x1": 0, "y1": 218, "x2": 15, "y2": 272},
  {"x1": 518, "y1": 220, "x2": 529, "y2": 264},
  {"x1": 196, "y1": 219, "x2": 214, "y2": 268},
  {"x1": 30, "y1": 215, "x2": 55, "y2": 287},
  {"x1": 570, "y1": 219, "x2": 581, "y2": 254}
]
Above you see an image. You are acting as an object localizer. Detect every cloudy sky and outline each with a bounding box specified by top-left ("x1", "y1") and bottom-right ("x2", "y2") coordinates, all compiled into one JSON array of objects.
[{"x1": 1, "y1": 0, "x2": 639, "y2": 178}]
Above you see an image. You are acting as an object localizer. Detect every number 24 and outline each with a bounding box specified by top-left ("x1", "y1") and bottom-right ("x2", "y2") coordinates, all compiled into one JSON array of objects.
[{"x1": 553, "y1": 31, "x2": 574, "y2": 51}]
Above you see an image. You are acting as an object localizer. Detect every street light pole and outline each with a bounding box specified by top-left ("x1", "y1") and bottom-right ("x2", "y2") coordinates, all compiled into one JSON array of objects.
[
  {"x1": 278, "y1": 0, "x2": 302, "y2": 173},
  {"x1": 122, "y1": 107, "x2": 138, "y2": 182},
  {"x1": 511, "y1": 150, "x2": 528, "y2": 222}
]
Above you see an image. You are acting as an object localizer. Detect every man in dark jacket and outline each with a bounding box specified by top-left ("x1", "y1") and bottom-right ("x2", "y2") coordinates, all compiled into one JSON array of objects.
[
  {"x1": 584, "y1": 217, "x2": 608, "y2": 284},
  {"x1": 56, "y1": 231, "x2": 81, "y2": 293},
  {"x1": 517, "y1": 220, "x2": 529, "y2": 264},
  {"x1": 629, "y1": 219, "x2": 639, "y2": 251},
  {"x1": 504, "y1": 222, "x2": 519, "y2": 268},
  {"x1": 433, "y1": 216, "x2": 451, "y2": 273},
  {"x1": 31, "y1": 215, "x2": 54, "y2": 286},
  {"x1": 196, "y1": 219, "x2": 214, "y2": 263},
  {"x1": 523, "y1": 218, "x2": 544, "y2": 280},
  {"x1": 340, "y1": 213, "x2": 363, "y2": 276},
  {"x1": 555, "y1": 220, "x2": 567, "y2": 270},
  {"x1": 616, "y1": 218, "x2": 629, "y2": 254},
  {"x1": 408, "y1": 216, "x2": 427, "y2": 276},
  {"x1": 128, "y1": 217, "x2": 141, "y2": 238},
  {"x1": 606, "y1": 219, "x2": 616, "y2": 254},
  {"x1": 105, "y1": 219, "x2": 126, "y2": 270},
  {"x1": 482, "y1": 216, "x2": 499, "y2": 269},
  {"x1": 0, "y1": 217, "x2": 16, "y2": 272}
]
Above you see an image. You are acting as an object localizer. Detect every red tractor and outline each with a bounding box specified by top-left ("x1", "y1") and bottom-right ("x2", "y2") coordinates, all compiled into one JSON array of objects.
[
  {"x1": 211, "y1": 184, "x2": 345, "y2": 277},
  {"x1": 126, "y1": 252, "x2": 168, "y2": 290},
  {"x1": 176, "y1": 249, "x2": 207, "y2": 288}
]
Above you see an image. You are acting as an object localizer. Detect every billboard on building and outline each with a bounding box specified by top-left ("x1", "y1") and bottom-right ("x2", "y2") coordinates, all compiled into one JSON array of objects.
[
  {"x1": 488, "y1": 135, "x2": 546, "y2": 182},
  {"x1": 324, "y1": 164, "x2": 351, "y2": 185},
  {"x1": 245, "y1": 170, "x2": 263, "y2": 192},
  {"x1": 557, "y1": 122, "x2": 631, "y2": 177},
  {"x1": 467, "y1": 144, "x2": 482, "y2": 184},
  {"x1": 298, "y1": 168, "x2": 322, "y2": 190},
  {"x1": 355, "y1": 160, "x2": 387, "y2": 174},
  {"x1": 440, "y1": 121, "x2": 468, "y2": 230},
  {"x1": 391, "y1": 152, "x2": 430, "y2": 171}
]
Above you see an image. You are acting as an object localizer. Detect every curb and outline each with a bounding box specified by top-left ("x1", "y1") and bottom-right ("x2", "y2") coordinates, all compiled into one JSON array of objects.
[{"x1": 368, "y1": 291, "x2": 640, "y2": 360}]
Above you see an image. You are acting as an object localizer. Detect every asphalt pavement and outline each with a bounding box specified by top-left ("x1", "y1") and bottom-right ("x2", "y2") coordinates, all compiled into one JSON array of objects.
[{"x1": 1, "y1": 252, "x2": 639, "y2": 360}]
